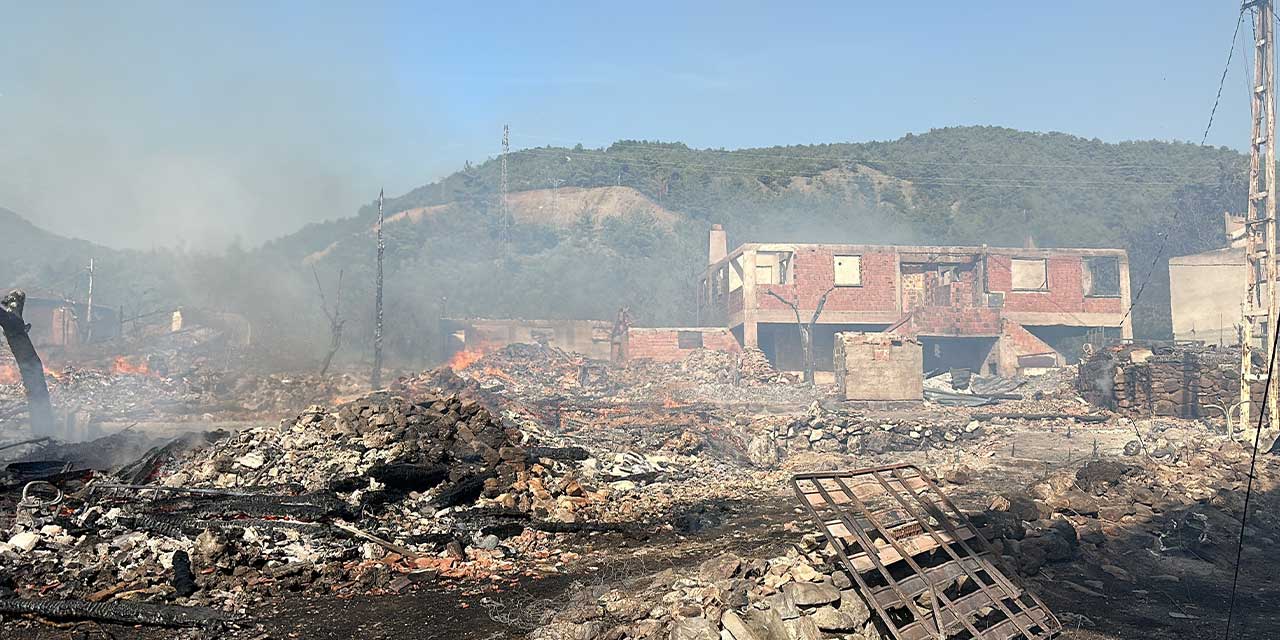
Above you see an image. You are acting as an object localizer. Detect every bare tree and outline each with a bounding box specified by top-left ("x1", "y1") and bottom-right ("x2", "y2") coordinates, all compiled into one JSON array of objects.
[
  {"x1": 0, "y1": 291, "x2": 55, "y2": 436},
  {"x1": 313, "y1": 267, "x2": 345, "y2": 378},
  {"x1": 766, "y1": 286, "x2": 836, "y2": 385}
]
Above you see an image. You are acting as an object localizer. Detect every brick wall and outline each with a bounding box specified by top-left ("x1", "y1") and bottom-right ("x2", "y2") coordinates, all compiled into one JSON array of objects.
[
  {"x1": 756, "y1": 247, "x2": 899, "y2": 313},
  {"x1": 908, "y1": 305, "x2": 1003, "y2": 336},
  {"x1": 624, "y1": 328, "x2": 742, "y2": 362},
  {"x1": 987, "y1": 254, "x2": 1124, "y2": 315},
  {"x1": 1002, "y1": 320, "x2": 1056, "y2": 357}
]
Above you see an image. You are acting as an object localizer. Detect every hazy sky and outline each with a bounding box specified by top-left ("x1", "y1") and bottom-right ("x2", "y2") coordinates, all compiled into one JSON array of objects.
[{"x1": 0, "y1": 1, "x2": 1258, "y2": 250}]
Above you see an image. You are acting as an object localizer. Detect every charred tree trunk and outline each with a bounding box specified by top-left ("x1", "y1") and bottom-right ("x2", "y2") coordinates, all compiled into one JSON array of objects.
[
  {"x1": 0, "y1": 291, "x2": 55, "y2": 437},
  {"x1": 372, "y1": 189, "x2": 385, "y2": 389},
  {"x1": 313, "y1": 267, "x2": 345, "y2": 378},
  {"x1": 766, "y1": 286, "x2": 835, "y2": 385}
]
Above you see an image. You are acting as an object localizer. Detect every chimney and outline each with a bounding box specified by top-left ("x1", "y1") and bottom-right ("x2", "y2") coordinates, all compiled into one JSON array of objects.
[
  {"x1": 709, "y1": 224, "x2": 727, "y2": 265},
  {"x1": 1225, "y1": 211, "x2": 1247, "y2": 247}
]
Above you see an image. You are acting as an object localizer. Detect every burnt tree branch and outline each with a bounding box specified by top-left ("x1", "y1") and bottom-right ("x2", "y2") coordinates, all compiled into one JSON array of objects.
[
  {"x1": 0, "y1": 291, "x2": 55, "y2": 437},
  {"x1": 765, "y1": 286, "x2": 836, "y2": 384},
  {"x1": 312, "y1": 267, "x2": 345, "y2": 378}
]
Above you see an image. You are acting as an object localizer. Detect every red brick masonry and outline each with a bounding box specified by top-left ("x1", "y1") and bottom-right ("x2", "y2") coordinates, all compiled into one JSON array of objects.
[{"x1": 625, "y1": 328, "x2": 741, "y2": 362}]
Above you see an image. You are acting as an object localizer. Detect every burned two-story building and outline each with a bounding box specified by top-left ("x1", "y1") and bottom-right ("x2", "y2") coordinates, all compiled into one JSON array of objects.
[{"x1": 697, "y1": 225, "x2": 1131, "y2": 378}]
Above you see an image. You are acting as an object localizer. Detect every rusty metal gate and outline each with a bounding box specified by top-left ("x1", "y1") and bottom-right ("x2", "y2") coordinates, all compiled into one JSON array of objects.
[{"x1": 792, "y1": 464, "x2": 1060, "y2": 640}]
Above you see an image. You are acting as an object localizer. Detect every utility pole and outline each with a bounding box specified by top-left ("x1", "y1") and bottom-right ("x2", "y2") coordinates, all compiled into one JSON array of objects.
[
  {"x1": 1241, "y1": 0, "x2": 1280, "y2": 450},
  {"x1": 372, "y1": 189, "x2": 385, "y2": 389},
  {"x1": 84, "y1": 258, "x2": 95, "y2": 344}
]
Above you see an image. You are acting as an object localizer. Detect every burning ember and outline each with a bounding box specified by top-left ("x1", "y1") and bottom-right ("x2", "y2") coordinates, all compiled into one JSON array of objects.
[
  {"x1": 0, "y1": 364, "x2": 18, "y2": 385},
  {"x1": 112, "y1": 356, "x2": 150, "y2": 376},
  {"x1": 446, "y1": 349, "x2": 486, "y2": 371}
]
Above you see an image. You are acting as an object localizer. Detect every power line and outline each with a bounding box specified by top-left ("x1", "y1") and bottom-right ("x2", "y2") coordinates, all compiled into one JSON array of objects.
[
  {"x1": 1118, "y1": 3, "x2": 1254, "y2": 329},
  {"x1": 1223, "y1": 308, "x2": 1280, "y2": 640},
  {"x1": 1204, "y1": 7, "x2": 1246, "y2": 145}
]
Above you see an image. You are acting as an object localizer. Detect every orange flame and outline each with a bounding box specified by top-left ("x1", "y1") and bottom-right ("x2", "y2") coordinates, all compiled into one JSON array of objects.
[
  {"x1": 0, "y1": 365, "x2": 18, "y2": 385},
  {"x1": 447, "y1": 349, "x2": 486, "y2": 371},
  {"x1": 112, "y1": 356, "x2": 150, "y2": 376}
]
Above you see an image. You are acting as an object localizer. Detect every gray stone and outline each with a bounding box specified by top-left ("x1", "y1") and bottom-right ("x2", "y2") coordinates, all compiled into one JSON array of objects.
[
  {"x1": 575, "y1": 621, "x2": 603, "y2": 640},
  {"x1": 836, "y1": 590, "x2": 871, "y2": 627},
  {"x1": 782, "y1": 582, "x2": 840, "y2": 607},
  {"x1": 761, "y1": 591, "x2": 800, "y2": 619},
  {"x1": 721, "y1": 610, "x2": 765, "y2": 640},
  {"x1": 670, "y1": 617, "x2": 720, "y2": 640},
  {"x1": 476, "y1": 534, "x2": 500, "y2": 550},
  {"x1": 809, "y1": 606, "x2": 855, "y2": 632},
  {"x1": 7, "y1": 531, "x2": 37, "y2": 553},
  {"x1": 700, "y1": 553, "x2": 742, "y2": 581},
  {"x1": 747, "y1": 433, "x2": 780, "y2": 467},
  {"x1": 783, "y1": 615, "x2": 822, "y2": 640},
  {"x1": 235, "y1": 452, "x2": 265, "y2": 469},
  {"x1": 746, "y1": 606, "x2": 790, "y2": 640}
]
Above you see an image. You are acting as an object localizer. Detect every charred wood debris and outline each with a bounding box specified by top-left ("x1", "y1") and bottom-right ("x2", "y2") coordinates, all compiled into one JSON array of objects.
[{"x1": 0, "y1": 341, "x2": 1276, "y2": 638}]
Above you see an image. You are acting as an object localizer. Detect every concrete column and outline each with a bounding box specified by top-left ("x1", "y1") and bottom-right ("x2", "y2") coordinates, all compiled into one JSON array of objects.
[
  {"x1": 742, "y1": 249, "x2": 759, "y2": 347},
  {"x1": 1119, "y1": 257, "x2": 1134, "y2": 339}
]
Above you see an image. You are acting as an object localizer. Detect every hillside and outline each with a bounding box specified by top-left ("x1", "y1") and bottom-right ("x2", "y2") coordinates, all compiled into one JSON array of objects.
[
  {"x1": 269, "y1": 126, "x2": 1245, "y2": 344},
  {"x1": 2, "y1": 126, "x2": 1250, "y2": 368},
  {"x1": 301, "y1": 185, "x2": 683, "y2": 265}
]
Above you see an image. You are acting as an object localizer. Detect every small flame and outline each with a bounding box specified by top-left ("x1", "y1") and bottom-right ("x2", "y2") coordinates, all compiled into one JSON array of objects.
[
  {"x1": 112, "y1": 356, "x2": 150, "y2": 376},
  {"x1": 0, "y1": 365, "x2": 18, "y2": 385},
  {"x1": 447, "y1": 349, "x2": 485, "y2": 371}
]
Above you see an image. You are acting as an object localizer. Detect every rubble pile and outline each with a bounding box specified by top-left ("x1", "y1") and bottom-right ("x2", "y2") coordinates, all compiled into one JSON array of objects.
[
  {"x1": 460, "y1": 343, "x2": 604, "y2": 398},
  {"x1": 177, "y1": 370, "x2": 366, "y2": 417},
  {"x1": 0, "y1": 385, "x2": 626, "y2": 610},
  {"x1": 1, "y1": 373, "x2": 794, "y2": 618},
  {"x1": 0, "y1": 367, "x2": 183, "y2": 426},
  {"x1": 0, "y1": 366, "x2": 366, "y2": 440},
  {"x1": 528, "y1": 546, "x2": 883, "y2": 640},
  {"x1": 457, "y1": 343, "x2": 810, "y2": 408},
  {"x1": 980, "y1": 423, "x2": 1280, "y2": 580},
  {"x1": 744, "y1": 402, "x2": 986, "y2": 466}
]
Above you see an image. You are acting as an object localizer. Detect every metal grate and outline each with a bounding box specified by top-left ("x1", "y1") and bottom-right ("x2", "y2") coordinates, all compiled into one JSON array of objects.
[{"x1": 792, "y1": 464, "x2": 1061, "y2": 640}]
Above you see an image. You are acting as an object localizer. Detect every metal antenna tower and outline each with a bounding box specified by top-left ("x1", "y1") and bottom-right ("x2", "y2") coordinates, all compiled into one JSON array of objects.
[{"x1": 1241, "y1": 0, "x2": 1280, "y2": 450}]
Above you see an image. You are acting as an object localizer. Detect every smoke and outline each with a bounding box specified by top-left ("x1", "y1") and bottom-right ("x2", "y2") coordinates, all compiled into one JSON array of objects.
[{"x1": 0, "y1": 4, "x2": 433, "y2": 250}]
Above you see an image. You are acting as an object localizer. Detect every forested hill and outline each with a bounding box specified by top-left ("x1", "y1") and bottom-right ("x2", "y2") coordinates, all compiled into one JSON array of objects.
[
  {"x1": 1, "y1": 126, "x2": 1251, "y2": 368},
  {"x1": 269, "y1": 126, "x2": 1247, "y2": 343}
]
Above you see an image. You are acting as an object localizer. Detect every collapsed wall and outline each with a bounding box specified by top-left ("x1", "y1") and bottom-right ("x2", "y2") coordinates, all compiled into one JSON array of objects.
[{"x1": 1078, "y1": 342, "x2": 1260, "y2": 417}]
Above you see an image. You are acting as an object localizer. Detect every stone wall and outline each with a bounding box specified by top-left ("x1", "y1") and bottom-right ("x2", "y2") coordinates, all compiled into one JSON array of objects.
[{"x1": 1079, "y1": 343, "x2": 1260, "y2": 417}]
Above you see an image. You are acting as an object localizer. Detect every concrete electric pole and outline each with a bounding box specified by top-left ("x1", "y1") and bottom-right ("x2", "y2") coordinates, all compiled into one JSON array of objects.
[{"x1": 1241, "y1": 0, "x2": 1280, "y2": 451}]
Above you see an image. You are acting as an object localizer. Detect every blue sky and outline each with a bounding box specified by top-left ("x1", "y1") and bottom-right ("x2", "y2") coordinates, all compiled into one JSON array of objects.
[{"x1": 0, "y1": 1, "x2": 1258, "y2": 248}]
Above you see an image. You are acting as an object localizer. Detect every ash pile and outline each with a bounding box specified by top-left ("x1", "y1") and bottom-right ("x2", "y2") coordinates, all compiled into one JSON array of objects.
[{"x1": 0, "y1": 375, "x2": 629, "y2": 626}]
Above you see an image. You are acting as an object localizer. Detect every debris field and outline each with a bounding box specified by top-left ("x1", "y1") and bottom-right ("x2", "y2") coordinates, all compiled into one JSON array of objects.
[{"x1": 1, "y1": 342, "x2": 1278, "y2": 640}]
